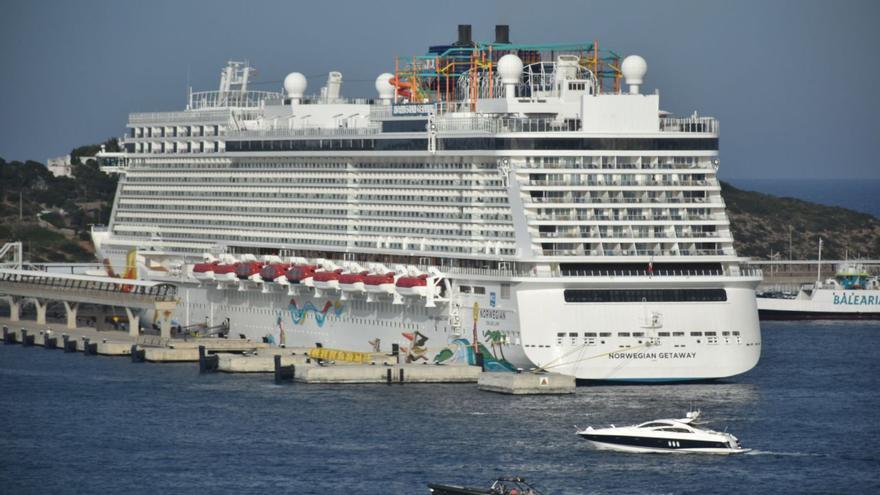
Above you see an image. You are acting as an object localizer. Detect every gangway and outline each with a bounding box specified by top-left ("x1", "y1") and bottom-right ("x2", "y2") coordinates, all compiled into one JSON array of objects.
[{"x1": 0, "y1": 268, "x2": 178, "y2": 339}]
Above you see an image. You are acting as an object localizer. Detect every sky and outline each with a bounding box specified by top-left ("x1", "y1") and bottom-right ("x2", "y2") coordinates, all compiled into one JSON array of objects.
[{"x1": 1, "y1": 0, "x2": 878, "y2": 180}]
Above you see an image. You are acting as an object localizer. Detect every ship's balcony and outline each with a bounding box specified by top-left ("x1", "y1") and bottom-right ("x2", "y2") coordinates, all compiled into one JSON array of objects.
[
  {"x1": 524, "y1": 179, "x2": 713, "y2": 187},
  {"x1": 535, "y1": 247, "x2": 735, "y2": 257},
  {"x1": 433, "y1": 115, "x2": 718, "y2": 135},
  {"x1": 523, "y1": 198, "x2": 720, "y2": 206},
  {"x1": 527, "y1": 213, "x2": 728, "y2": 223}
]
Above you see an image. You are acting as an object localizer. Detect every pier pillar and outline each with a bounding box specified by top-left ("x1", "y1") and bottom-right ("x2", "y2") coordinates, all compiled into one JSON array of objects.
[
  {"x1": 159, "y1": 313, "x2": 172, "y2": 341},
  {"x1": 63, "y1": 301, "x2": 79, "y2": 329},
  {"x1": 30, "y1": 298, "x2": 48, "y2": 325},
  {"x1": 3, "y1": 296, "x2": 21, "y2": 322},
  {"x1": 124, "y1": 307, "x2": 140, "y2": 338},
  {"x1": 94, "y1": 307, "x2": 109, "y2": 332}
]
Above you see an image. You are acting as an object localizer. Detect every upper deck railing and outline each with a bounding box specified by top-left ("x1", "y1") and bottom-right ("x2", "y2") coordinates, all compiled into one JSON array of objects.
[
  {"x1": 225, "y1": 124, "x2": 382, "y2": 140},
  {"x1": 188, "y1": 90, "x2": 283, "y2": 110}
]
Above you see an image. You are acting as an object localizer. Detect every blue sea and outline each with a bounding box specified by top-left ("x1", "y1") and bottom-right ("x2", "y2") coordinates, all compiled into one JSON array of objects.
[
  {"x1": 1, "y1": 321, "x2": 879, "y2": 494},
  {"x1": 726, "y1": 178, "x2": 880, "y2": 218}
]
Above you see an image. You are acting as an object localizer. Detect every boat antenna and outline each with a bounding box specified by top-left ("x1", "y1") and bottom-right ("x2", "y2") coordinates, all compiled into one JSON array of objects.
[{"x1": 817, "y1": 237, "x2": 823, "y2": 284}]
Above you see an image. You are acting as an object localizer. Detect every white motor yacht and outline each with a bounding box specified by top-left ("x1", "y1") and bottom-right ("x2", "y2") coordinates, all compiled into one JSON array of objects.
[{"x1": 576, "y1": 411, "x2": 750, "y2": 454}]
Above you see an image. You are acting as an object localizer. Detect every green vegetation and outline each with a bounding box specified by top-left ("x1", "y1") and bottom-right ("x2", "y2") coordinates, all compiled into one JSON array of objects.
[
  {"x1": 721, "y1": 182, "x2": 880, "y2": 260},
  {"x1": 0, "y1": 139, "x2": 119, "y2": 262}
]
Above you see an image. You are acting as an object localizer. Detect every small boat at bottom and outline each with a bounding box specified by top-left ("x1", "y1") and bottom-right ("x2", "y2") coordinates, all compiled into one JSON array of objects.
[
  {"x1": 428, "y1": 476, "x2": 545, "y2": 495},
  {"x1": 576, "y1": 410, "x2": 749, "y2": 454}
]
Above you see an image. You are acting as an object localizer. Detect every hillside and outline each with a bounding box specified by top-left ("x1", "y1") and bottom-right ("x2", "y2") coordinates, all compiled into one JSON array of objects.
[
  {"x1": 1, "y1": 149, "x2": 877, "y2": 262},
  {"x1": 0, "y1": 140, "x2": 119, "y2": 262},
  {"x1": 721, "y1": 182, "x2": 880, "y2": 260}
]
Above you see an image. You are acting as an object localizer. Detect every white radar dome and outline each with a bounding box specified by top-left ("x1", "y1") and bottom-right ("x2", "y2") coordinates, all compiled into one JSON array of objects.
[
  {"x1": 283, "y1": 72, "x2": 308, "y2": 98},
  {"x1": 375, "y1": 73, "x2": 395, "y2": 100},
  {"x1": 621, "y1": 55, "x2": 647, "y2": 85},
  {"x1": 497, "y1": 54, "x2": 524, "y2": 84}
]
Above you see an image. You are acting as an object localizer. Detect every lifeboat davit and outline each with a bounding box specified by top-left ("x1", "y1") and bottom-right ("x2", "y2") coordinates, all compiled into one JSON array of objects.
[
  {"x1": 396, "y1": 274, "x2": 429, "y2": 297},
  {"x1": 260, "y1": 263, "x2": 290, "y2": 282},
  {"x1": 313, "y1": 269, "x2": 343, "y2": 290},
  {"x1": 339, "y1": 271, "x2": 369, "y2": 292},
  {"x1": 192, "y1": 261, "x2": 220, "y2": 281},
  {"x1": 213, "y1": 263, "x2": 240, "y2": 282},
  {"x1": 285, "y1": 264, "x2": 317, "y2": 285},
  {"x1": 236, "y1": 261, "x2": 265, "y2": 281},
  {"x1": 364, "y1": 273, "x2": 396, "y2": 294}
]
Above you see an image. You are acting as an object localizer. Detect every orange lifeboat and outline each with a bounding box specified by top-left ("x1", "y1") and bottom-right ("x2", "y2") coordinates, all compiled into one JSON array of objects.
[
  {"x1": 396, "y1": 274, "x2": 429, "y2": 297},
  {"x1": 313, "y1": 269, "x2": 344, "y2": 290},
  {"x1": 284, "y1": 265, "x2": 317, "y2": 284},
  {"x1": 260, "y1": 263, "x2": 290, "y2": 282},
  {"x1": 213, "y1": 263, "x2": 240, "y2": 282},
  {"x1": 339, "y1": 271, "x2": 369, "y2": 292},
  {"x1": 192, "y1": 261, "x2": 220, "y2": 281},
  {"x1": 364, "y1": 273, "x2": 396, "y2": 294}
]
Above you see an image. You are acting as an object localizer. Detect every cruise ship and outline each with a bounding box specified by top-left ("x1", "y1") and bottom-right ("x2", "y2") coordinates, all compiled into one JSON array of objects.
[{"x1": 93, "y1": 25, "x2": 763, "y2": 381}]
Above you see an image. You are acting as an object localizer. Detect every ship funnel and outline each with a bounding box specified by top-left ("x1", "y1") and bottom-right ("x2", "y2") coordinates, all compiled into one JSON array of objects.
[
  {"x1": 455, "y1": 24, "x2": 473, "y2": 47},
  {"x1": 323, "y1": 71, "x2": 343, "y2": 102},
  {"x1": 495, "y1": 24, "x2": 510, "y2": 44}
]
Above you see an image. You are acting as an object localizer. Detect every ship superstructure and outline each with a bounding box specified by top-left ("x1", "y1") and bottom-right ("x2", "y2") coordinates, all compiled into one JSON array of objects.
[{"x1": 94, "y1": 25, "x2": 763, "y2": 381}]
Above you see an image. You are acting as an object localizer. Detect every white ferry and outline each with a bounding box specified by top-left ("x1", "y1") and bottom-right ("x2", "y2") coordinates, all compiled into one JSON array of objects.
[
  {"x1": 93, "y1": 25, "x2": 763, "y2": 381},
  {"x1": 758, "y1": 263, "x2": 880, "y2": 320}
]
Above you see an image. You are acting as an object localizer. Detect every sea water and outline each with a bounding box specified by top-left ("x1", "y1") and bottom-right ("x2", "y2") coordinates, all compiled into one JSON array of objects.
[{"x1": 1, "y1": 321, "x2": 878, "y2": 494}]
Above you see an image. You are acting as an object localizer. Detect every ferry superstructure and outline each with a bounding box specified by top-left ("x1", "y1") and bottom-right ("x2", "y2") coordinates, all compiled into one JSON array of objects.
[{"x1": 93, "y1": 25, "x2": 763, "y2": 381}]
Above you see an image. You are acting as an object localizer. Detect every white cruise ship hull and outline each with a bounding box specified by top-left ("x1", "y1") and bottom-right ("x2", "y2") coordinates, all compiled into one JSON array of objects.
[{"x1": 114, "y1": 250, "x2": 762, "y2": 381}]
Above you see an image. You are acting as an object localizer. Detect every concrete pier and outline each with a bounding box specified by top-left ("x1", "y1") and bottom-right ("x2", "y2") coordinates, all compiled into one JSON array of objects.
[
  {"x1": 478, "y1": 371, "x2": 576, "y2": 395},
  {"x1": 2, "y1": 317, "x2": 580, "y2": 392},
  {"x1": 293, "y1": 363, "x2": 482, "y2": 384},
  {"x1": 0, "y1": 318, "x2": 267, "y2": 361}
]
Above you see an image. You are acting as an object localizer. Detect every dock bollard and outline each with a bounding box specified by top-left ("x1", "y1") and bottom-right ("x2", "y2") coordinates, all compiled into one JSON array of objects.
[
  {"x1": 45, "y1": 332, "x2": 57, "y2": 350},
  {"x1": 3, "y1": 326, "x2": 14, "y2": 345},
  {"x1": 83, "y1": 338, "x2": 97, "y2": 356},
  {"x1": 198, "y1": 346, "x2": 218, "y2": 373},
  {"x1": 274, "y1": 355, "x2": 294, "y2": 384},
  {"x1": 21, "y1": 329, "x2": 34, "y2": 347},
  {"x1": 62, "y1": 334, "x2": 76, "y2": 353},
  {"x1": 130, "y1": 345, "x2": 145, "y2": 363}
]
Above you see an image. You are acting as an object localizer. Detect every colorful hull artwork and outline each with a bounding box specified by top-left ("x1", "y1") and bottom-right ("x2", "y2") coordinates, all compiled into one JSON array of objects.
[
  {"x1": 286, "y1": 298, "x2": 346, "y2": 326},
  {"x1": 433, "y1": 338, "x2": 516, "y2": 372}
]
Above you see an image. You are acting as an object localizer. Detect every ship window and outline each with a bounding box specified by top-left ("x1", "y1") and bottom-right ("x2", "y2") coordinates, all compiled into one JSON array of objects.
[
  {"x1": 500, "y1": 284, "x2": 511, "y2": 299},
  {"x1": 459, "y1": 285, "x2": 472, "y2": 293},
  {"x1": 732, "y1": 331, "x2": 740, "y2": 336},
  {"x1": 632, "y1": 332, "x2": 644, "y2": 337},
  {"x1": 473, "y1": 286, "x2": 486, "y2": 295},
  {"x1": 584, "y1": 332, "x2": 597, "y2": 337},
  {"x1": 722, "y1": 331, "x2": 730, "y2": 336},
  {"x1": 704, "y1": 331, "x2": 717, "y2": 336},
  {"x1": 618, "y1": 332, "x2": 630, "y2": 337},
  {"x1": 690, "y1": 331, "x2": 703, "y2": 336},
  {"x1": 658, "y1": 332, "x2": 670, "y2": 337},
  {"x1": 564, "y1": 289, "x2": 727, "y2": 303},
  {"x1": 639, "y1": 422, "x2": 669, "y2": 428},
  {"x1": 673, "y1": 332, "x2": 684, "y2": 337},
  {"x1": 599, "y1": 332, "x2": 611, "y2": 337},
  {"x1": 658, "y1": 428, "x2": 693, "y2": 433}
]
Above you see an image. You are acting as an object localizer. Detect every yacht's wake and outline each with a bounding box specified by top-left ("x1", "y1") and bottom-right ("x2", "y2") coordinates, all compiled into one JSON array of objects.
[{"x1": 746, "y1": 450, "x2": 824, "y2": 458}]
